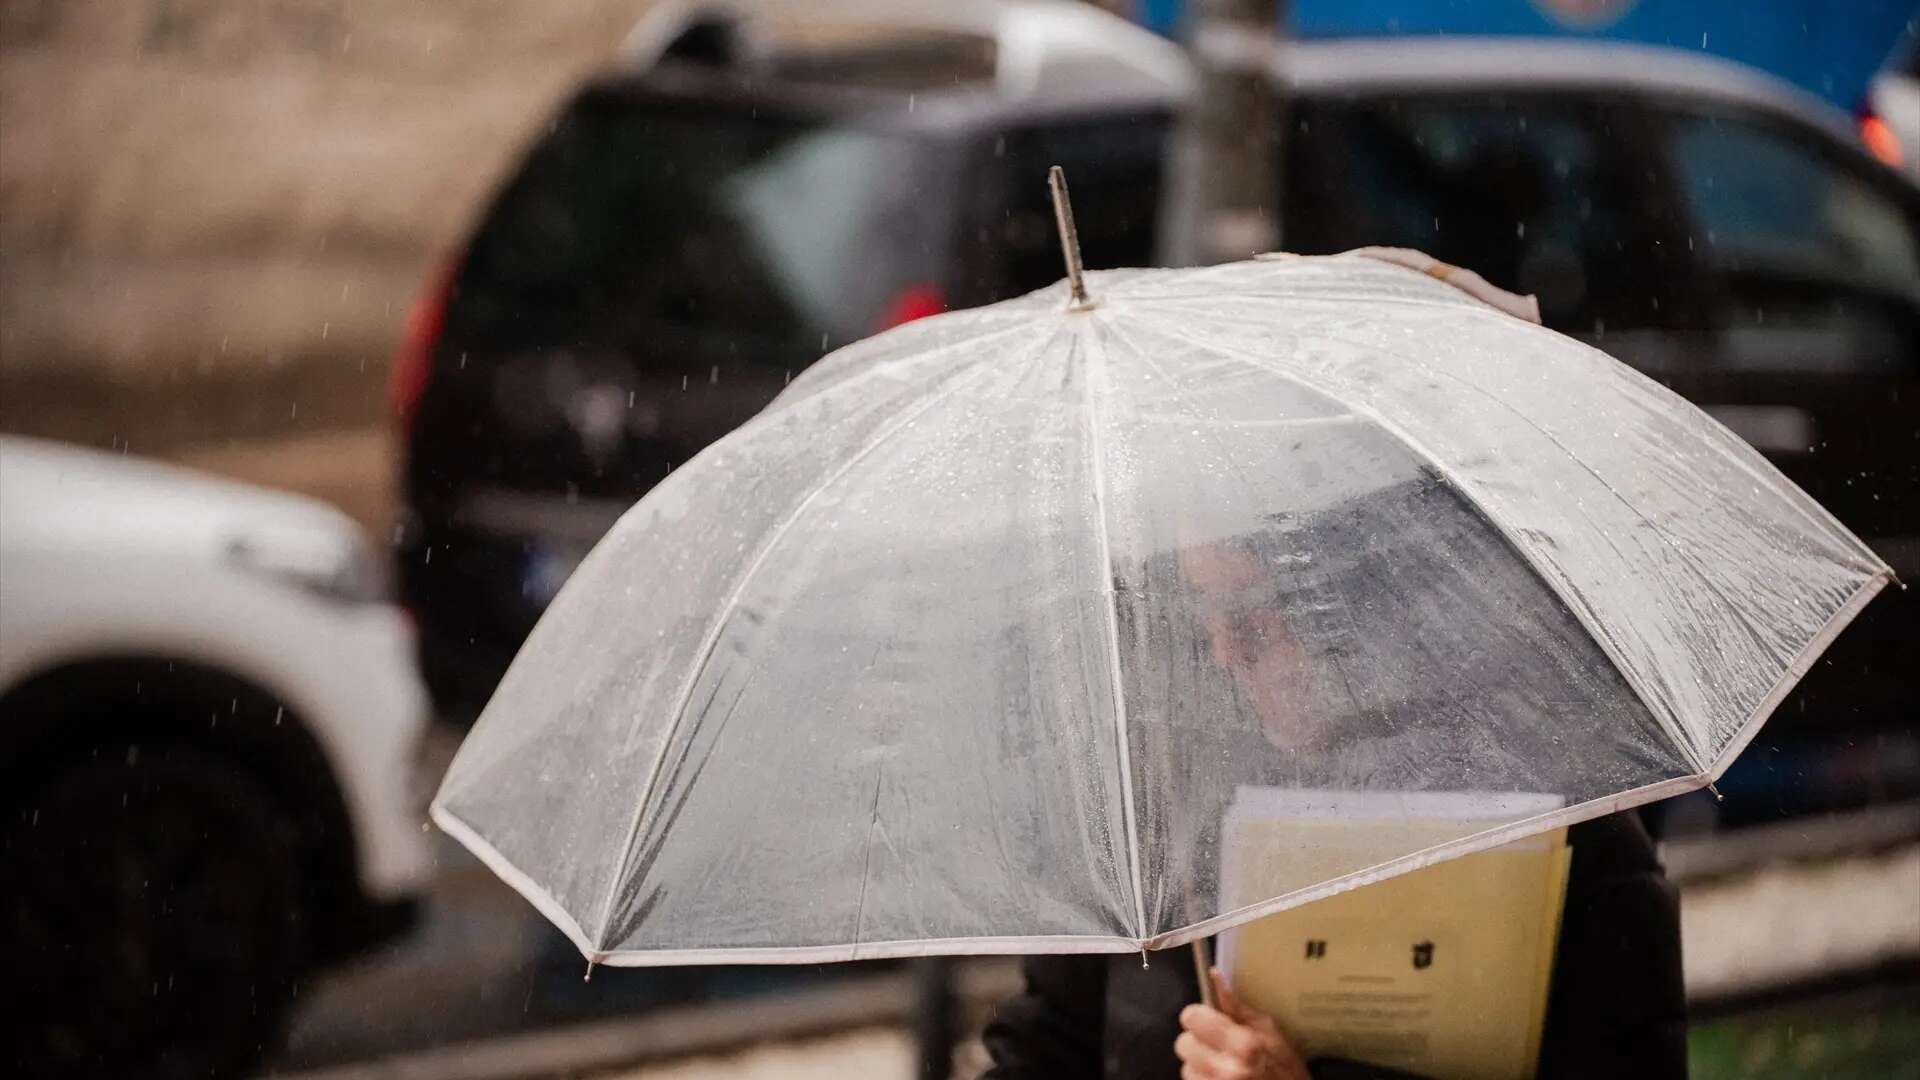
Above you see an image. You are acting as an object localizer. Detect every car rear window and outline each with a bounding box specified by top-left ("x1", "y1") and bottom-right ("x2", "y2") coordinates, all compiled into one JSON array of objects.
[
  {"x1": 1669, "y1": 112, "x2": 1920, "y2": 301},
  {"x1": 1659, "y1": 107, "x2": 1920, "y2": 375},
  {"x1": 1281, "y1": 93, "x2": 1680, "y2": 335},
  {"x1": 449, "y1": 91, "x2": 957, "y2": 362}
]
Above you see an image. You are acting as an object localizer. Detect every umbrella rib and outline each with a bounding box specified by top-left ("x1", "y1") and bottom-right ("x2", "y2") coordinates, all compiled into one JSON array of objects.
[
  {"x1": 1150, "y1": 291, "x2": 1885, "y2": 578},
  {"x1": 1143, "y1": 768, "x2": 1710, "y2": 951},
  {"x1": 1134, "y1": 318, "x2": 1711, "y2": 781},
  {"x1": 1078, "y1": 321, "x2": 1150, "y2": 946},
  {"x1": 1107, "y1": 327, "x2": 1380, "y2": 738},
  {"x1": 1299, "y1": 324, "x2": 1787, "y2": 766},
  {"x1": 585, "y1": 330, "x2": 1055, "y2": 952},
  {"x1": 767, "y1": 316, "x2": 1036, "y2": 414},
  {"x1": 850, "y1": 770, "x2": 885, "y2": 954}
]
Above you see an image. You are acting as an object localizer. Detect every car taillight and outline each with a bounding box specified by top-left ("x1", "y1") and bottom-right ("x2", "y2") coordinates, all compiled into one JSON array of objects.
[
  {"x1": 873, "y1": 284, "x2": 946, "y2": 332},
  {"x1": 391, "y1": 262, "x2": 455, "y2": 434},
  {"x1": 1860, "y1": 112, "x2": 1903, "y2": 169}
]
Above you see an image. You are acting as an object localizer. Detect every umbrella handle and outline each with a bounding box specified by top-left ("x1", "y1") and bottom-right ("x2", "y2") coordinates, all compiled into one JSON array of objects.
[{"x1": 1192, "y1": 937, "x2": 1219, "y2": 1009}]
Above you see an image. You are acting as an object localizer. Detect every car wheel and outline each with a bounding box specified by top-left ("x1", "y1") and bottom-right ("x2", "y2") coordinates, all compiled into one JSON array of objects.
[{"x1": 4, "y1": 742, "x2": 308, "y2": 1080}]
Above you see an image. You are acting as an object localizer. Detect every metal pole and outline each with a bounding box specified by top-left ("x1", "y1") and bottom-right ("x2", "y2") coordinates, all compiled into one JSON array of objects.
[
  {"x1": 1160, "y1": 0, "x2": 1285, "y2": 266},
  {"x1": 913, "y1": 956, "x2": 956, "y2": 1080}
]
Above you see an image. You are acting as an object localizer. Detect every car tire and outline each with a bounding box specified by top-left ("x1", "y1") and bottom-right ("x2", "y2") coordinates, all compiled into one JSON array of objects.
[{"x1": 4, "y1": 741, "x2": 308, "y2": 1080}]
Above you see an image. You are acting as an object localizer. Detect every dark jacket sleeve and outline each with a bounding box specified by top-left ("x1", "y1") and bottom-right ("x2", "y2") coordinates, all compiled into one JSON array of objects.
[
  {"x1": 1537, "y1": 812, "x2": 1688, "y2": 1080},
  {"x1": 981, "y1": 953, "x2": 1110, "y2": 1080}
]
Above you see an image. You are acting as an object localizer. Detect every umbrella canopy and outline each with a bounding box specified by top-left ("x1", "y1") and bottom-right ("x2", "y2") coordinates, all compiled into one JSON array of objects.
[{"x1": 432, "y1": 250, "x2": 1890, "y2": 966}]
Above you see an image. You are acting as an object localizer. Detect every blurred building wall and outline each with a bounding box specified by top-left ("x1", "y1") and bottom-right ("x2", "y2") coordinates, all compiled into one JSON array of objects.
[{"x1": 0, "y1": 0, "x2": 651, "y2": 450}]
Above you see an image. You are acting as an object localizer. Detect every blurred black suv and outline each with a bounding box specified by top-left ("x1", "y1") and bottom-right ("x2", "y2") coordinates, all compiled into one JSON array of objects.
[{"x1": 395, "y1": 11, "x2": 1919, "y2": 819}]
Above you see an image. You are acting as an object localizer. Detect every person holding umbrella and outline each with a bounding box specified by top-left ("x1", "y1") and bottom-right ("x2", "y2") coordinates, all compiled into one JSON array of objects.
[
  {"x1": 983, "y1": 500, "x2": 1688, "y2": 1080},
  {"x1": 427, "y1": 173, "x2": 1886, "y2": 1080}
]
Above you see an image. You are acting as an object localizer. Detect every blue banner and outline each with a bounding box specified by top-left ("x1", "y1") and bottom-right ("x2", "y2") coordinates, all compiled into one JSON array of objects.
[{"x1": 1136, "y1": 1, "x2": 1920, "y2": 110}]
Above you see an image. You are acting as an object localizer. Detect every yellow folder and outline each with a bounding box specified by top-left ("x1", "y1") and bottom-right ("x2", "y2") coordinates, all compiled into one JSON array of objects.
[{"x1": 1218, "y1": 789, "x2": 1573, "y2": 1080}]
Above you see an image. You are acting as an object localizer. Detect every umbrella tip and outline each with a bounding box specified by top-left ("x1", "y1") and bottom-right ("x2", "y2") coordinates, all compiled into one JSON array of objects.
[
  {"x1": 584, "y1": 956, "x2": 599, "y2": 982},
  {"x1": 1048, "y1": 166, "x2": 1093, "y2": 310},
  {"x1": 1706, "y1": 780, "x2": 1725, "y2": 802}
]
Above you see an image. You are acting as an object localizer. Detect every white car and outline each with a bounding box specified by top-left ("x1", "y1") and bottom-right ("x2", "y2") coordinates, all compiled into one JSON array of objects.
[{"x1": 0, "y1": 436, "x2": 431, "y2": 1079}]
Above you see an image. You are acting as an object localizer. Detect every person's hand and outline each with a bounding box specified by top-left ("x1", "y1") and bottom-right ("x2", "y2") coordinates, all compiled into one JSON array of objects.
[{"x1": 1174, "y1": 966, "x2": 1310, "y2": 1080}]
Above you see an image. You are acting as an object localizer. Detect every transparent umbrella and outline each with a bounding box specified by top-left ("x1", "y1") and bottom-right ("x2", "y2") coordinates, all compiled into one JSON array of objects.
[{"x1": 431, "y1": 177, "x2": 1891, "y2": 973}]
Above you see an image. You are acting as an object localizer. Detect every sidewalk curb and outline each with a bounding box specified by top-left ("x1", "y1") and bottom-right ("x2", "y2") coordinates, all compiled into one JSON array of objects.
[
  {"x1": 264, "y1": 971, "x2": 912, "y2": 1080},
  {"x1": 1660, "y1": 800, "x2": 1920, "y2": 884},
  {"x1": 265, "y1": 962, "x2": 1021, "y2": 1080}
]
